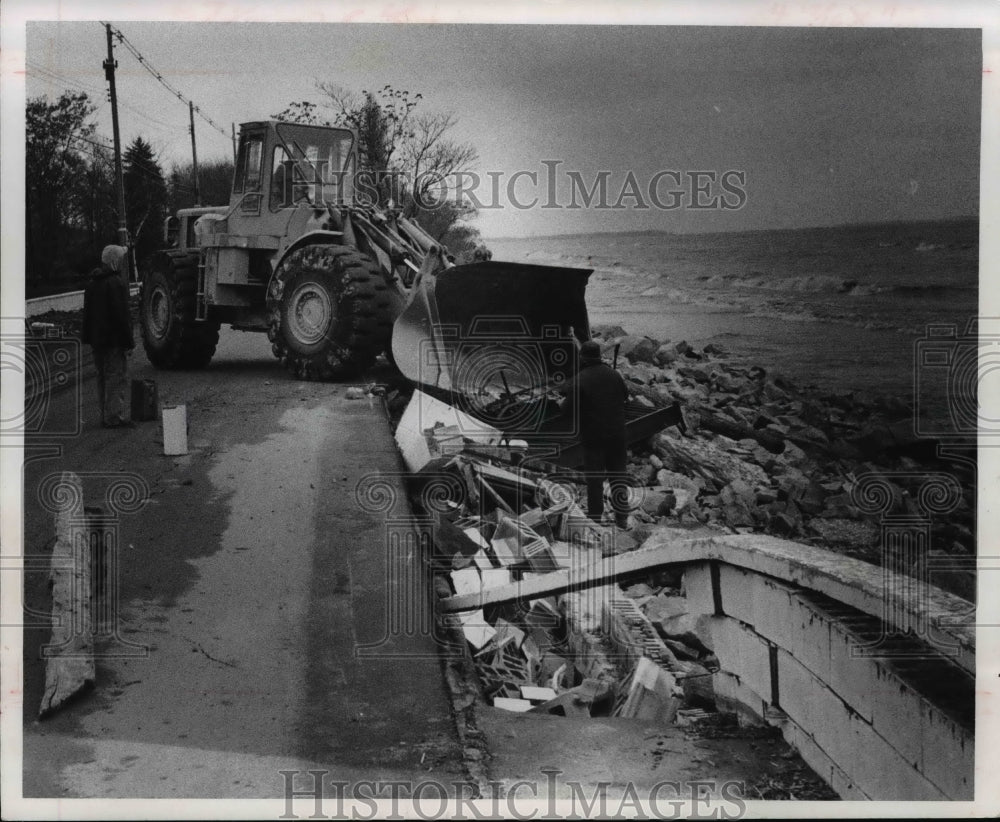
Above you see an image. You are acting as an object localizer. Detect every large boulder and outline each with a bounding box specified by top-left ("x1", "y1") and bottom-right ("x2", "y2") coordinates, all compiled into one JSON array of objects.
[
  {"x1": 636, "y1": 487, "x2": 671, "y2": 514},
  {"x1": 718, "y1": 479, "x2": 760, "y2": 527},
  {"x1": 655, "y1": 469, "x2": 702, "y2": 495},
  {"x1": 591, "y1": 324, "x2": 628, "y2": 339},
  {"x1": 775, "y1": 469, "x2": 808, "y2": 500},
  {"x1": 617, "y1": 335, "x2": 660, "y2": 364},
  {"x1": 711, "y1": 371, "x2": 743, "y2": 394},
  {"x1": 819, "y1": 491, "x2": 862, "y2": 519},
  {"x1": 796, "y1": 480, "x2": 828, "y2": 515},
  {"x1": 677, "y1": 660, "x2": 715, "y2": 705},
  {"x1": 654, "y1": 343, "x2": 678, "y2": 367},
  {"x1": 677, "y1": 365, "x2": 711, "y2": 385},
  {"x1": 619, "y1": 362, "x2": 661, "y2": 385},
  {"x1": 655, "y1": 612, "x2": 713, "y2": 656},
  {"x1": 643, "y1": 593, "x2": 689, "y2": 624}
]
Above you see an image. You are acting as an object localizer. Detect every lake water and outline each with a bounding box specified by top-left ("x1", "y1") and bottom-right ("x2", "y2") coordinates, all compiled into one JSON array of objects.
[{"x1": 488, "y1": 218, "x2": 979, "y2": 410}]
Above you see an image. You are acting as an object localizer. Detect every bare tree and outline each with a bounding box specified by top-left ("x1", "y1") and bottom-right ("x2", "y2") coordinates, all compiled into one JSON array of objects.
[
  {"x1": 402, "y1": 111, "x2": 478, "y2": 209},
  {"x1": 274, "y1": 83, "x2": 478, "y2": 218}
]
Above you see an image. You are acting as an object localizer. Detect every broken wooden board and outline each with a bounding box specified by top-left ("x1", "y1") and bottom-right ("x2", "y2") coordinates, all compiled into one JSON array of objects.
[
  {"x1": 441, "y1": 527, "x2": 974, "y2": 677},
  {"x1": 442, "y1": 536, "x2": 679, "y2": 613},
  {"x1": 39, "y1": 472, "x2": 94, "y2": 717}
]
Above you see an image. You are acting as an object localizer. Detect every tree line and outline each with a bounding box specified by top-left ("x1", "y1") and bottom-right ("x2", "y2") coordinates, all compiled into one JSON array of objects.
[
  {"x1": 26, "y1": 83, "x2": 483, "y2": 292},
  {"x1": 25, "y1": 90, "x2": 232, "y2": 292}
]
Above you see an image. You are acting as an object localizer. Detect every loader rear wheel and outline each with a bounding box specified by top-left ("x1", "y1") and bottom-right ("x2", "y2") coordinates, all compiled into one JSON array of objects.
[
  {"x1": 140, "y1": 253, "x2": 220, "y2": 369},
  {"x1": 267, "y1": 244, "x2": 392, "y2": 381}
]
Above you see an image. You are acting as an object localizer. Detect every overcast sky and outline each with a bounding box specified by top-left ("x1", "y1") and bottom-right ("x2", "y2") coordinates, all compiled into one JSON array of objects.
[{"x1": 25, "y1": 22, "x2": 982, "y2": 238}]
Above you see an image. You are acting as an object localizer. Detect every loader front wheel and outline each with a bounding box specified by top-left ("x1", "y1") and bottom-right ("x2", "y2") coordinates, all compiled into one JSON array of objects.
[
  {"x1": 140, "y1": 253, "x2": 220, "y2": 369},
  {"x1": 267, "y1": 245, "x2": 392, "y2": 381}
]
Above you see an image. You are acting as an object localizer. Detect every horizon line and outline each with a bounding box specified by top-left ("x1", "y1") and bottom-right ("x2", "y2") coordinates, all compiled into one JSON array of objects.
[{"x1": 482, "y1": 213, "x2": 979, "y2": 243}]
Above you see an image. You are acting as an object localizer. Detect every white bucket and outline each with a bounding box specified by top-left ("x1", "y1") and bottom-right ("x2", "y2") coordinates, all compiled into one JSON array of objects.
[{"x1": 162, "y1": 404, "x2": 188, "y2": 455}]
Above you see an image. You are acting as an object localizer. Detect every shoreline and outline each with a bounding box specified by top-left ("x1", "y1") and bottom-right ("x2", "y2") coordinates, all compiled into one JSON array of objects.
[
  {"x1": 586, "y1": 323, "x2": 975, "y2": 602},
  {"x1": 488, "y1": 216, "x2": 977, "y2": 406}
]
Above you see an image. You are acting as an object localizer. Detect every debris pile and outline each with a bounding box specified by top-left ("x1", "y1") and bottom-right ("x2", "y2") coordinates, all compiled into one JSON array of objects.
[{"x1": 411, "y1": 442, "x2": 719, "y2": 722}]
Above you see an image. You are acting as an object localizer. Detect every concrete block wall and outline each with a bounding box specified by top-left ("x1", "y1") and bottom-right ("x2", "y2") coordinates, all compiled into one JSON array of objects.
[
  {"x1": 685, "y1": 559, "x2": 974, "y2": 800},
  {"x1": 713, "y1": 670, "x2": 867, "y2": 800}
]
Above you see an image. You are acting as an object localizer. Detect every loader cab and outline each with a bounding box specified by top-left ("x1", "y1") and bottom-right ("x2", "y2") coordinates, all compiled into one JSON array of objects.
[{"x1": 232, "y1": 121, "x2": 357, "y2": 221}]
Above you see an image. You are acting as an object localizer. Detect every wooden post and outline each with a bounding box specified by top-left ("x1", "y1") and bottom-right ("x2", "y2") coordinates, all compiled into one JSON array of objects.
[
  {"x1": 189, "y1": 101, "x2": 201, "y2": 206},
  {"x1": 103, "y1": 25, "x2": 130, "y2": 277}
]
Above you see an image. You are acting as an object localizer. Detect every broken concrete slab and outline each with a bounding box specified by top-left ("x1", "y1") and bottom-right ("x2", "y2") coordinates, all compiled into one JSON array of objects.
[
  {"x1": 458, "y1": 609, "x2": 497, "y2": 650},
  {"x1": 39, "y1": 472, "x2": 95, "y2": 718},
  {"x1": 481, "y1": 568, "x2": 513, "y2": 589},
  {"x1": 529, "y1": 678, "x2": 613, "y2": 717},
  {"x1": 614, "y1": 657, "x2": 682, "y2": 722},
  {"x1": 520, "y1": 685, "x2": 557, "y2": 702},
  {"x1": 451, "y1": 567, "x2": 483, "y2": 597}
]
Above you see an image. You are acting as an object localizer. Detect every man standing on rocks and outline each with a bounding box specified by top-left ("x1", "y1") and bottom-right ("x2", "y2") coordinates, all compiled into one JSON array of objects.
[
  {"x1": 561, "y1": 340, "x2": 632, "y2": 529},
  {"x1": 82, "y1": 245, "x2": 134, "y2": 428}
]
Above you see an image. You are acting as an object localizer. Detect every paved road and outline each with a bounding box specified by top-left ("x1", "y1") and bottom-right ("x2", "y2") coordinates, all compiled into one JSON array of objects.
[{"x1": 20, "y1": 328, "x2": 462, "y2": 798}]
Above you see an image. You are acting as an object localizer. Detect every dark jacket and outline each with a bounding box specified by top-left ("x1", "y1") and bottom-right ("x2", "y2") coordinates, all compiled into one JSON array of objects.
[
  {"x1": 82, "y1": 266, "x2": 134, "y2": 350},
  {"x1": 561, "y1": 360, "x2": 628, "y2": 443}
]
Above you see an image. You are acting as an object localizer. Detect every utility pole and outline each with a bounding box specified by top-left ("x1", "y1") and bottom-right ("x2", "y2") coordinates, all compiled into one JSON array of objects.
[
  {"x1": 103, "y1": 24, "x2": 130, "y2": 276},
  {"x1": 189, "y1": 101, "x2": 201, "y2": 206},
  {"x1": 231, "y1": 123, "x2": 238, "y2": 164}
]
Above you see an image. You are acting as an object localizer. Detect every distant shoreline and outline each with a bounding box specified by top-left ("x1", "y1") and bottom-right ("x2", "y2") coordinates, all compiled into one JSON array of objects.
[{"x1": 483, "y1": 214, "x2": 979, "y2": 244}]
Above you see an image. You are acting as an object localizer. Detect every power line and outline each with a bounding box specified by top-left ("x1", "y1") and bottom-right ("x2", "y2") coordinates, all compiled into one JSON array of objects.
[
  {"x1": 25, "y1": 60, "x2": 106, "y2": 97},
  {"x1": 100, "y1": 21, "x2": 230, "y2": 141},
  {"x1": 72, "y1": 133, "x2": 112, "y2": 150},
  {"x1": 26, "y1": 59, "x2": 184, "y2": 132}
]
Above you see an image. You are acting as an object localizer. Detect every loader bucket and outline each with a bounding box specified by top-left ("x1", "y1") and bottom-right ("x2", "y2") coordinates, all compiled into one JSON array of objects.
[{"x1": 392, "y1": 261, "x2": 592, "y2": 432}]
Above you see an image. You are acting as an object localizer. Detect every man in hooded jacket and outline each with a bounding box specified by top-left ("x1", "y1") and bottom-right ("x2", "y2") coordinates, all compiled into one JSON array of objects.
[{"x1": 82, "y1": 245, "x2": 134, "y2": 427}]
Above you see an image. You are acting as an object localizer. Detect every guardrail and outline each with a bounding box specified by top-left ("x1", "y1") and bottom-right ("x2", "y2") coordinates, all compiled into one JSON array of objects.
[{"x1": 26, "y1": 284, "x2": 142, "y2": 318}]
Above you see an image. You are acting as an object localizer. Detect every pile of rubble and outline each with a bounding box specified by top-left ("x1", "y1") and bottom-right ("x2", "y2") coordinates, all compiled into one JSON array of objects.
[
  {"x1": 595, "y1": 326, "x2": 975, "y2": 601},
  {"x1": 423, "y1": 453, "x2": 718, "y2": 720}
]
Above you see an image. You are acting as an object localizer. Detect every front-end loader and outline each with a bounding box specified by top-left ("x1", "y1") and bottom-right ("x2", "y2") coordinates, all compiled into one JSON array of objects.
[{"x1": 141, "y1": 119, "x2": 592, "y2": 389}]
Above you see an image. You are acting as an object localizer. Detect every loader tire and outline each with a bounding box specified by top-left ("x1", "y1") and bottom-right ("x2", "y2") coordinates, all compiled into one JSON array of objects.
[
  {"x1": 266, "y1": 244, "x2": 392, "y2": 381},
  {"x1": 140, "y1": 253, "x2": 220, "y2": 369}
]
